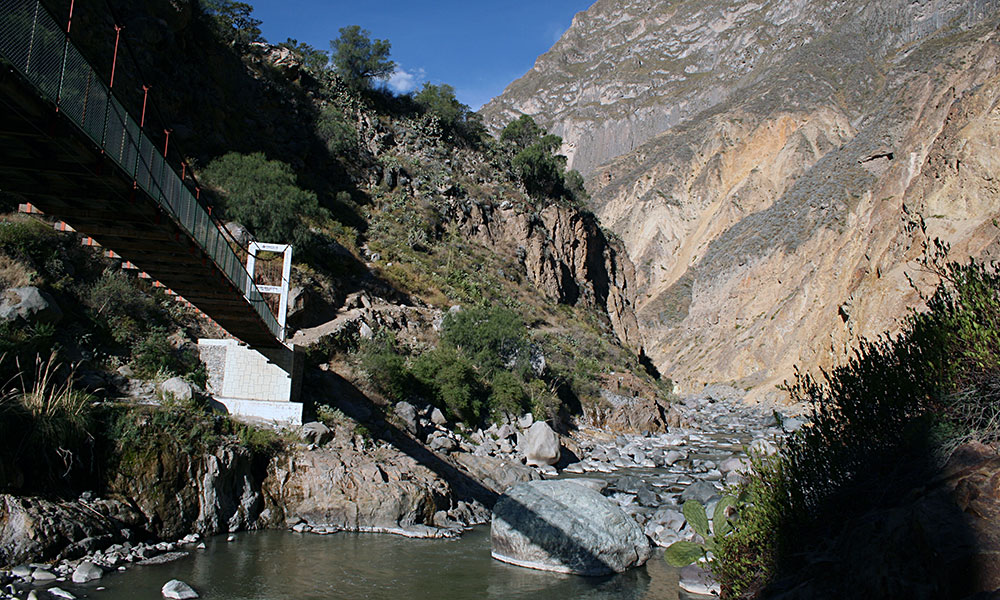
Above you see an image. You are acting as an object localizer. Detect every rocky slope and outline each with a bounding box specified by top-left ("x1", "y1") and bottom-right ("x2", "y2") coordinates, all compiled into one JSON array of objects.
[{"x1": 484, "y1": 0, "x2": 1000, "y2": 398}]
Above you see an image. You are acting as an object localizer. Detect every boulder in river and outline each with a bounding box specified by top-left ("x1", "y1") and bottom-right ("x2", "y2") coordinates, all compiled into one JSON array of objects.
[
  {"x1": 491, "y1": 480, "x2": 651, "y2": 576},
  {"x1": 161, "y1": 579, "x2": 199, "y2": 599},
  {"x1": 522, "y1": 421, "x2": 560, "y2": 466}
]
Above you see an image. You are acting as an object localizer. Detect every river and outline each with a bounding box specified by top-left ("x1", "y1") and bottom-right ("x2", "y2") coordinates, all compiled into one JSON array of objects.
[{"x1": 50, "y1": 527, "x2": 684, "y2": 600}]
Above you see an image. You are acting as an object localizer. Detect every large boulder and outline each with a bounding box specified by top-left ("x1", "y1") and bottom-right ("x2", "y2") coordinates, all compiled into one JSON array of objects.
[
  {"x1": 522, "y1": 421, "x2": 560, "y2": 466},
  {"x1": 394, "y1": 401, "x2": 419, "y2": 435},
  {"x1": 0, "y1": 286, "x2": 62, "y2": 325},
  {"x1": 158, "y1": 377, "x2": 194, "y2": 402},
  {"x1": 491, "y1": 480, "x2": 651, "y2": 576}
]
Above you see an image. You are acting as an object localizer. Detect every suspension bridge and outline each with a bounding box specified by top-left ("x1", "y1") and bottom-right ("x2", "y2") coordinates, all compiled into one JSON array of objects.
[{"x1": 0, "y1": 0, "x2": 285, "y2": 348}]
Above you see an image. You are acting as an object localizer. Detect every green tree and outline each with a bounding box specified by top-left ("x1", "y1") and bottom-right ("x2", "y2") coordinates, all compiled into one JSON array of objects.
[
  {"x1": 500, "y1": 115, "x2": 573, "y2": 200},
  {"x1": 330, "y1": 25, "x2": 395, "y2": 90},
  {"x1": 316, "y1": 105, "x2": 358, "y2": 155},
  {"x1": 202, "y1": 0, "x2": 262, "y2": 50},
  {"x1": 500, "y1": 114, "x2": 546, "y2": 150},
  {"x1": 414, "y1": 83, "x2": 467, "y2": 127},
  {"x1": 279, "y1": 38, "x2": 329, "y2": 74},
  {"x1": 202, "y1": 152, "x2": 326, "y2": 247}
]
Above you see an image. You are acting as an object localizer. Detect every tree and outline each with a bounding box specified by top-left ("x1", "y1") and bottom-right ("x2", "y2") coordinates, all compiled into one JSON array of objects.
[
  {"x1": 279, "y1": 38, "x2": 329, "y2": 75},
  {"x1": 500, "y1": 114, "x2": 546, "y2": 151},
  {"x1": 202, "y1": 0, "x2": 262, "y2": 50},
  {"x1": 330, "y1": 25, "x2": 395, "y2": 90},
  {"x1": 202, "y1": 152, "x2": 326, "y2": 247},
  {"x1": 414, "y1": 83, "x2": 467, "y2": 127}
]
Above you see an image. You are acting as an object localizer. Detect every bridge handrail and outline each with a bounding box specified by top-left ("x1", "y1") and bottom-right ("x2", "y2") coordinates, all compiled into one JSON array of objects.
[{"x1": 0, "y1": 0, "x2": 283, "y2": 341}]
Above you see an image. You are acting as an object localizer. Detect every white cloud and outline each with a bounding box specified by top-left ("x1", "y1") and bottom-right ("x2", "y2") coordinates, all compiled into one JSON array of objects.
[{"x1": 386, "y1": 65, "x2": 426, "y2": 94}]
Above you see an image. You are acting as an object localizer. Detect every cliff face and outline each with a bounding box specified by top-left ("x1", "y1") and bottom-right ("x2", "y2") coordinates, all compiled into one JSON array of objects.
[
  {"x1": 481, "y1": 0, "x2": 998, "y2": 176},
  {"x1": 484, "y1": 0, "x2": 1000, "y2": 399},
  {"x1": 449, "y1": 200, "x2": 642, "y2": 353}
]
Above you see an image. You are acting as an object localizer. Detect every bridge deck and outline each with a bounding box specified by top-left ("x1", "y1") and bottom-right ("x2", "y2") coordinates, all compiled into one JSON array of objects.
[{"x1": 0, "y1": 9, "x2": 283, "y2": 347}]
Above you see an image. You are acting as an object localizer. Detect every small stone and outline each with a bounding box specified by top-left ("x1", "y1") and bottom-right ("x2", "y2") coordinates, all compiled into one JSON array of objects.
[
  {"x1": 11, "y1": 565, "x2": 31, "y2": 579},
  {"x1": 196, "y1": 543, "x2": 206, "y2": 549},
  {"x1": 31, "y1": 568, "x2": 57, "y2": 581},
  {"x1": 517, "y1": 413, "x2": 534, "y2": 429},
  {"x1": 226, "y1": 534, "x2": 236, "y2": 542},
  {"x1": 161, "y1": 579, "x2": 199, "y2": 599},
  {"x1": 430, "y1": 407, "x2": 447, "y2": 426},
  {"x1": 678, "y1": 564, "x2": 721, "y2": 596},
  {"x1": 48, "y1": 588, "x2": 75, "y2": 600}
]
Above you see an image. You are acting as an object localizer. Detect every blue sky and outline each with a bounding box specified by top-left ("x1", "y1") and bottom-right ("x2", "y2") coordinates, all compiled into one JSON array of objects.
[{"x1": 250, "y1": 1, "x2": 595, "y2": 110}]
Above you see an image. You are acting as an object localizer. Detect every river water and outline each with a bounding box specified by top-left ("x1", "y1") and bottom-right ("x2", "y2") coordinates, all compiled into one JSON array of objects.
[{"x1": 56, "y1": 527, "x2": 683, "y2": 600}]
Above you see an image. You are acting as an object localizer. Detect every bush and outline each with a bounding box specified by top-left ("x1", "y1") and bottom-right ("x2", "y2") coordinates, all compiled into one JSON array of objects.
[
  {"x1": 411, "y1": 346, "x2": 483, "y2": 425},
  {"x1": 716, "y1": 227, "x2": 1000, "y2": 598},
  {"x1": 317, "y1": 105, "x2": 358, "y2": 156},
  {"x1": 440, "y1": 306, "x2": 528, "y2": 377},
  {"x1": 130, "y1": 327, "x2": 203, "y2": 382},
  {"x1": 488, "y1": 370, "x2": 528, "y2": 423},
  {"x1": 357, "y1": 332, "x2": 412, "y2": 401},
  {"x1": 202, "y1": 152, "x2": 327, "y2": 247},
  {"x1": 85, "y1": 269, "x2": 165, "y2": 345}
]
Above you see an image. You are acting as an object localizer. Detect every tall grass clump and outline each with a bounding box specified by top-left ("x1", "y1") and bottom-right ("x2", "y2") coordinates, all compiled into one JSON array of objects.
[
  {"x1": 0, "y1": 353, "x2": 95, "y2": 491},
  {"x1": 716, "y1": 220, "x2": 1000, "y2": 598}
]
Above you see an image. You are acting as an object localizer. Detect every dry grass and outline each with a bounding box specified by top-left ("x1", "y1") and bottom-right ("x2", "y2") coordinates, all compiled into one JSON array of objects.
[{"x1": 0, "y1": 251, "x2": 35, "y2": 290}]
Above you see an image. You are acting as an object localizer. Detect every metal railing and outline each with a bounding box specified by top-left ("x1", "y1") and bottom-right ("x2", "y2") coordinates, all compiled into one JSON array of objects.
[{"x1": 0, "y1": 0, "x2": 283, "y2": 341}]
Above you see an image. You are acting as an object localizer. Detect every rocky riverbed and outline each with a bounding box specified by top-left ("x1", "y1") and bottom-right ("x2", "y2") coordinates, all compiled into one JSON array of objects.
[{"x1": 0, "y1": 384, "x2": 800, "y2": 599}]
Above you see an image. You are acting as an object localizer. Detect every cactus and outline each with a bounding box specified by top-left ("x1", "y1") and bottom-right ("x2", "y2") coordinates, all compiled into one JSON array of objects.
[{"x1": 663, "y1": 495, "x2": 737, "y2": 567}]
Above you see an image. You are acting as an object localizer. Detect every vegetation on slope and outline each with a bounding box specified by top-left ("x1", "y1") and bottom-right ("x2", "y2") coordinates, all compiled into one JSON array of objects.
[{"x1": 714, "y1": 219, "x2": 1000, "y2": 598}]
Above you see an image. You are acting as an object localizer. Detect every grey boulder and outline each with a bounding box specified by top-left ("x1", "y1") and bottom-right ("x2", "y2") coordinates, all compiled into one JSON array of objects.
[
  {"x1": 522, "y1": 421, "x2": 560, "y2": 467},
  {"x1": 159, "y1": 377, "x2": 194, "y2": 402},
  {"x1": 162, "y1": 579, "x2": 199, "y2": 599},
  {"x1": 0, "y1": 286, "x2": 62, "y2": 325},
  {"x1": 491, "y1": 480, "x2": 651, "y2": 576},
  {"x1": 301, "y1": 421, "x2": 333, "y2": 446},
  {"x1": 394, "y1": 401, "x2": 419, "y2": 435},
  {"x1": 71, "y1": 560, "x2": 103, "y2": 583}
]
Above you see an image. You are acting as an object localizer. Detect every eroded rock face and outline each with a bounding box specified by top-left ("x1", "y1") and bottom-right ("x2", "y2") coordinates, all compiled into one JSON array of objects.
[
  {"x1": 449, "y1": 199, "x2": 643, "y2": 353},
  {"x1": 263, "y1": 446, "x2": 448, "y2": 533},
  {"x1": 486, "y1": 0, "x2": 1000, "y2": 399},
  {"x1": 0, "y1": 496, "x2": 143, "y2": 566},
  {"x1": 109, "y1": 443, "x2": 265, "y2": 540},
  {"x1": 490, "y1": 480, "x2": 651, "y2": 576}
]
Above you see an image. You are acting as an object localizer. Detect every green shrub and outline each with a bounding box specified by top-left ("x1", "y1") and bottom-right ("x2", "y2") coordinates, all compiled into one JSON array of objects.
[
  {"x1": 317, "y1": 105, "x2": 358, "y2": 156},
  {"x1": 357, "y1": 332, "x2": 412, "y2": 401},
  {"x1": 488, "y1": 370, "x2": 528, "y2": 423},
  {"x1": 716, "y1": 227, "x2": 1000, "y2": 598},
  {"x1": 441, "y1": 306, "x2": 528, "y2": 377},
  {"x1": 411, "y1": 346, "x2": 483, "y2": 425},
  {"x1": 202, "y1": 152, "x2": 327, "y2": 247},
  {"x1": 130, "y1": 327, "x2": 202, "y2": 381},
  {"x1": 85, "y1": 269, "x2": 165, "y2": 345}
]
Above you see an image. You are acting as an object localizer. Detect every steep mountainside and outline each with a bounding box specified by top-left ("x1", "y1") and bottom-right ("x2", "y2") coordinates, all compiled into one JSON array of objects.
[{"x1": 484, "y1": 0, "x2": 1000, "y2": 399}]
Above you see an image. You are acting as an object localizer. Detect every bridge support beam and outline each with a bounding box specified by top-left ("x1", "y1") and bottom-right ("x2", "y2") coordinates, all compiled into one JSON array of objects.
[{"x1": 198, "y1": 338, "x2": 304, "y2": 425}]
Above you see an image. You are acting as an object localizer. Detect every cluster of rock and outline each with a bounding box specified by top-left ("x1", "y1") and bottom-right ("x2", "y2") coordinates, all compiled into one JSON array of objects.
[
  {"x1": 562, "y1": 387, "x2": 796, "y2": 550},
  {"x1": 0, "y1": 533, "x2": 205, "y2": 600}
]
